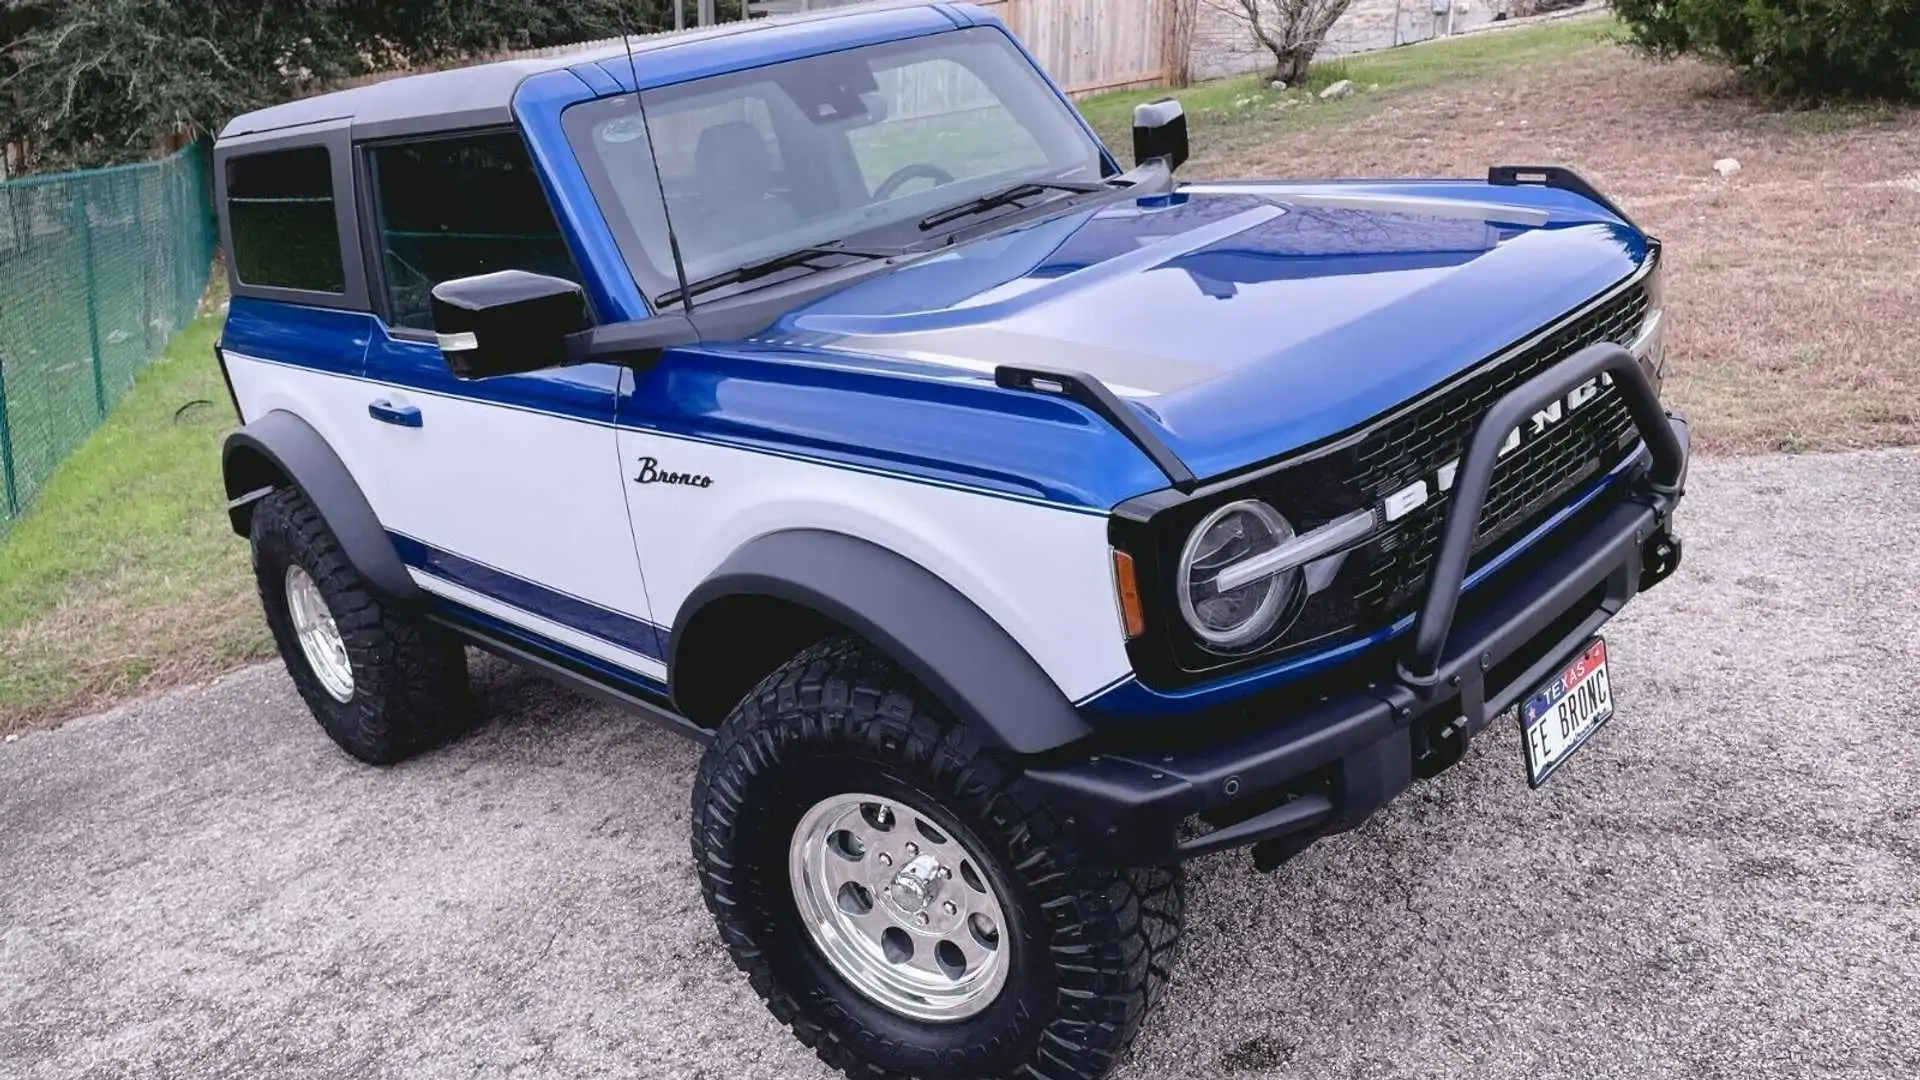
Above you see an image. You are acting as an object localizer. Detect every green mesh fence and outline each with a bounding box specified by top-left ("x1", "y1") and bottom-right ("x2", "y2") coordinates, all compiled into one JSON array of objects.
[{"x1": 0, "y1": 143, "x2": 217, "y2": 527}]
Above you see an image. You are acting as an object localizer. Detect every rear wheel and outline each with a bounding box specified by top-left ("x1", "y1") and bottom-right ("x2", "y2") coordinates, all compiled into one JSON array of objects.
[
  {"x1": 691, "y1": 636, "x2": 1183, "y2": 1080},
  {"x1": 250, "y1": 487, "x2": 472, "y2": 764}
]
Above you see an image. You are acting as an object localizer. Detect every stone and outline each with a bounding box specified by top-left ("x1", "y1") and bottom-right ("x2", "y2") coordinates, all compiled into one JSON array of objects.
[
  {"x1": 1319, "y1": 80, "x2": 1354, "y2": 100},
  {"x1": 1713, "y1": 157, "x2": 1742, "y2": 178},
  {"x1": 1269, "y1": 79, "x2": 1287, "y2": 90}
]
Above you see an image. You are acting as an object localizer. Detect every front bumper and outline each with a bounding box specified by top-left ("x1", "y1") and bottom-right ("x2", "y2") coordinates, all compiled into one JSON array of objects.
[{"x1": 1027, "y1": 343, "x2": 1689, "y2": 868}]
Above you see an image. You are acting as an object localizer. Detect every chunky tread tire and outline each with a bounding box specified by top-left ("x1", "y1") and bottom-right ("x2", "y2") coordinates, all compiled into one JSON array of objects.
[
  {"x1": 692, "y1": 636, "x2": 1182, "y2": 1080},
  {"x1": 250, "y1": 487, "x2": 472, "y2": 764}
]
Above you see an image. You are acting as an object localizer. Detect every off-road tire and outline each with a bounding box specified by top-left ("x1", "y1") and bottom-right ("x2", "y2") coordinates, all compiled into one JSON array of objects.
[
  {"x1": 250, "y1": 487, "x2": 472, "y2": 764},
  {"x1": 691, "y1": 636, "x2": 1183, "y2": 1080}
]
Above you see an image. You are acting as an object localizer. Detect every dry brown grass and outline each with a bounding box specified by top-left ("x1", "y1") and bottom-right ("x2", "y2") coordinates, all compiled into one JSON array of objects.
[{"x1": 1182, "y1": 40, "x2": 1920, "y2": 455}]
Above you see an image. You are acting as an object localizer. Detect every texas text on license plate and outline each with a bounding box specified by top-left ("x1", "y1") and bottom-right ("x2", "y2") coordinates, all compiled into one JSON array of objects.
[{"x1": 1519, "y1": 637, "x2": 1614, "y2": 787}]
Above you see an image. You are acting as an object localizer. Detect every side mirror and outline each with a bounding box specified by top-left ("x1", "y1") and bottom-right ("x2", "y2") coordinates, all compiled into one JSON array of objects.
[
  {"x1": 431, "y1": 270, "x2": 590, "y2": 379},
  {"x1": 1132, "y1": 98, "x2": 1189, "y2": 172}
]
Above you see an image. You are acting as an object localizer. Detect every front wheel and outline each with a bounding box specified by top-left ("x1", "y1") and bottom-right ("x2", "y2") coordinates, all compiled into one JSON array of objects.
[{"x1": 691, "y1": 637, "x2": 1183, "y2": 1080}]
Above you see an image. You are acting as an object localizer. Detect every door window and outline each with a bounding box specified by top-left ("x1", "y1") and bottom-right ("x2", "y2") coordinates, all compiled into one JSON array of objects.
[{"x1": 367, "y1": 132, "x2": 581, "y2": 330}]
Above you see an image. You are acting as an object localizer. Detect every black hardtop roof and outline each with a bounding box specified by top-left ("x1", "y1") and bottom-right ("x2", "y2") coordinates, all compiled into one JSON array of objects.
[{"x1": 217, "y1": 0, "x2": 952, "y2": 142}]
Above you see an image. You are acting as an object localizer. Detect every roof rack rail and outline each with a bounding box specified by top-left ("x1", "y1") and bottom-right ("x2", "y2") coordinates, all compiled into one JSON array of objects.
[
  {"x1": 1486, "y1": 165, "x2": 1637, "y2": 228},
  {"x1": 993, "y1": 365, "x2": 1197, "y2": 491}
]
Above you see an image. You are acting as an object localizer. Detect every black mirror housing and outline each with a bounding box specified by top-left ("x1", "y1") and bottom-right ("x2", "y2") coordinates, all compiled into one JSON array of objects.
[
  {"x1": 431, "y1": 270, "x2": 590, "y2": 379},
  {"x1": 1132, "y1": 98, "x2": 1189, "y2": 172}
]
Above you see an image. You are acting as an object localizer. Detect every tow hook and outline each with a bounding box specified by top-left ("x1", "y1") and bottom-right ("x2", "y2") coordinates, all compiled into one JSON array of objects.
[{"x1": 1639, "y1": 529, "x2": 1682, "y2": 591}]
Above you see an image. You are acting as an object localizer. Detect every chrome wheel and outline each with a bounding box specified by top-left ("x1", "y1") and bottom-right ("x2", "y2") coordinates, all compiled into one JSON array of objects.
[
  {"x1": 285, "y1": 565, "x2": 353, "y2": 703},
  {"x1": 788, "y1": 792, "x2": 1011, "y2": 1022}
]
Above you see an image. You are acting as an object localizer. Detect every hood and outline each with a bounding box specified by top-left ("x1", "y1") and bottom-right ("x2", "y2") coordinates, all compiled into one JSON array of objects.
[{"x1": 766, "y1": 181, "x2": 1650, "y2": 483}]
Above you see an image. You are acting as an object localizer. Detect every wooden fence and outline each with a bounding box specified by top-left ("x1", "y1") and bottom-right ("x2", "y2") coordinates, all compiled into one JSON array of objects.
[
  {"x1": 752, "y1": 0, "x2": 1178, "y2": 96},
  {"x1": 970, "y1": 0, "x2": 1174, "y2": 96},
  {"x1": 345, "y1": 1, "x2": 1183, "y2": 102}
]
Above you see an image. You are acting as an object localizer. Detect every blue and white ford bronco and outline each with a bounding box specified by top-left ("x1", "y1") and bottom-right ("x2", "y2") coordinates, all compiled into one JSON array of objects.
[{"x1": 213, "y1": 2, "x2": 1688, "y2": 1076}]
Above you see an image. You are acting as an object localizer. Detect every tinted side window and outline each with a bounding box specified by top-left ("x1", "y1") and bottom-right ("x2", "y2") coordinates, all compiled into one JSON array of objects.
[
  {"x1": 368, "y1": 132, "x2": 580, "y2": 330},
  {"x1": 227, "y1": 147, "x2": 345, "y2": 293}
]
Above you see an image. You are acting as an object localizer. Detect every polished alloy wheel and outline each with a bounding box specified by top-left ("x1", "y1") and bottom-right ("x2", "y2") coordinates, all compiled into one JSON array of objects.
[
  {"x1": 285, "y1": 564, "x2": 354, "y2": 703},
  {"x1": 788, "y1": 792, "x2": 1011, "y2": 1021}
]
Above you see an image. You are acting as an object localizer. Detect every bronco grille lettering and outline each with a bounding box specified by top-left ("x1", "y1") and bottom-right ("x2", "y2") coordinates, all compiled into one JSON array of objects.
[{"x1": 1381, "y1": 372, "x2": 1613, "y2": 524}]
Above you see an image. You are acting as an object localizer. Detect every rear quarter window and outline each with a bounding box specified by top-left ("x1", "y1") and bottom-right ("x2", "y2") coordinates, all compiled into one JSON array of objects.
[{"x1": 226, "y1": 147, "x2": 346, "y2": 293}]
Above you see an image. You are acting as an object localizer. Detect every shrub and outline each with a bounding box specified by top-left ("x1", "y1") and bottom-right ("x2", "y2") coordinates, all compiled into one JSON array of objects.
[{"x1": 1612, "y1": 0, "x2": 1920, "y2": 99}]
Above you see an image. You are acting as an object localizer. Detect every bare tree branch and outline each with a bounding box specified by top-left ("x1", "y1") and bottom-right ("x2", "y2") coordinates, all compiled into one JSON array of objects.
[{"x1": 1205, "y1": 0, "x2": 1357, "y2": 85}]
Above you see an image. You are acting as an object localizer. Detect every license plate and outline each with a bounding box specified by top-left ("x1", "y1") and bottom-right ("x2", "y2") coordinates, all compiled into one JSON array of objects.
[{"x1": 1519, "y1": 637, "x2": 1614, "y2": 787}]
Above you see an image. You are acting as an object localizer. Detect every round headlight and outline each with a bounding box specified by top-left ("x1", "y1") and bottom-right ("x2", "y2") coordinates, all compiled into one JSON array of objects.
[{"x1": 1176, "y1": 499, "x2": 1301, "y2": 653}]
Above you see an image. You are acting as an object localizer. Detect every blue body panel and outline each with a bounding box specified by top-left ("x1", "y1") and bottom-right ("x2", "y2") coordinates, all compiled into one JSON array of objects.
[
  {"x1": 772, "y1": 188, "x2": 1645, "y2": 482},
  {"x1": 223, "y1": 300, "x2": 372, "y2": 377},
  {"x1": 220, "y1": 3, "x2": 1662, "y2": 717}
]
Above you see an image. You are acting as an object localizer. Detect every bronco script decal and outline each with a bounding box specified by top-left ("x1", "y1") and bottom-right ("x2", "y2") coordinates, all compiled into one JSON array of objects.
[{"x1": 633, "y1": 457, "x2": 713, "y2": 488}]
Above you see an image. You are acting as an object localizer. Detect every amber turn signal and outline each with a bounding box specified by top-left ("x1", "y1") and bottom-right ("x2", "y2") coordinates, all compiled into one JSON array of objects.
[{"x1": 1111, "y1": 549, "x2": 1147, "y2": 639}]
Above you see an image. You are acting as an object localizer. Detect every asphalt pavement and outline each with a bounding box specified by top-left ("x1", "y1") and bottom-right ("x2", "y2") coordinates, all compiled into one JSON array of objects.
[{"x1": 4, "y1": 449, "x2": 1918, "y2": 1080}]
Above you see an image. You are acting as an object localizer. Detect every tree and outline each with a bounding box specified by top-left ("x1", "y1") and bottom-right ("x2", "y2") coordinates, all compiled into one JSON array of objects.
[
  {"x1": 1206, "y1": 0, "x2": 1356, "y2": 86},
  {"x1": 0, "y1": 0, "x2": 685, "y2": 172},
  {"x1": 1165, "y1": 0, "x2": 1201, "y2": 87}
]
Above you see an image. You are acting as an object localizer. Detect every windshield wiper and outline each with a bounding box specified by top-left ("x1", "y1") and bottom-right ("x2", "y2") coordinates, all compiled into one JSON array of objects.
[
  {"x1": 917, "y1": 180, "x2": 1109, "y2": 232},
  {"x1": 663, "y1": 242, "x2": 896, "y2": 307}
]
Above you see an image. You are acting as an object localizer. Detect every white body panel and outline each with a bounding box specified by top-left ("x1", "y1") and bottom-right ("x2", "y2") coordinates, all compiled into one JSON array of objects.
[
  {"x1": 225, "y1": 353, "x2": 1134, "y2": 703},
  {"x1": 226, "y1": 353, "x2": 661, "y2": 673},
  {"x1": 617, "y1": 428, "x2": 1133, "y2": 703}
]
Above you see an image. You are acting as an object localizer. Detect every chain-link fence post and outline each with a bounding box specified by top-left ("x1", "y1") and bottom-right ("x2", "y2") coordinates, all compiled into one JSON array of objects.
[
  {"x1": 0, "y1": 360, "x2": 17, "y2": 517},
  {"x1": 72, "y1": 186, "x2": 108, "y2": 417}
]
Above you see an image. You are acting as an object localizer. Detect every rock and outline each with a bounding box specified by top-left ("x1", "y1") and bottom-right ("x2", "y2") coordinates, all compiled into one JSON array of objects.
[
  {"x1": 1269, "y1": 79, "x2": 1287, "y2": 91},
  {"x1": 1319, "y1": 79, "x2": 1354, "y2": 100},
  {"x1": 4, "y1": 733, "x2": 16, "y2": 744},
  {"x1": 1367, "y1": 83, "x2": 1380, "y2": 91},
  {"x1": 1713, "y1": 157, "x2": 1741, "y2": 178}
]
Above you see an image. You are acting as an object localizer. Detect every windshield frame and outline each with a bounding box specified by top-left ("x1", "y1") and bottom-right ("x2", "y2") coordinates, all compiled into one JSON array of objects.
[{"x1": 562, "y1": 26, "x2": 1117, "y2": 311}]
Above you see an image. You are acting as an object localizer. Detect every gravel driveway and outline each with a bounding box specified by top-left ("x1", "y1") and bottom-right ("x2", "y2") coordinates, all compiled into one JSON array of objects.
[{"x1": 4, "y1": 449, "x2": 1918, "y2": 1080}]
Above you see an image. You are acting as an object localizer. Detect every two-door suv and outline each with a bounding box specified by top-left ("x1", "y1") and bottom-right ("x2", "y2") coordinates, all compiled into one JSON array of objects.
[{"x1": 213, "y1": 3, "x2": 1688, "y2": 1077}]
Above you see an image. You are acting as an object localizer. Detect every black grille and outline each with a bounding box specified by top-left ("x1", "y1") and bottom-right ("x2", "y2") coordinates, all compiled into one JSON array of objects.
[
  {"x1": 1137, "y1": 277, "x2": 1654, "y2": 679},
  {"x1": 1352, "y1": 281, "x2": 1649, "y2": 614}
]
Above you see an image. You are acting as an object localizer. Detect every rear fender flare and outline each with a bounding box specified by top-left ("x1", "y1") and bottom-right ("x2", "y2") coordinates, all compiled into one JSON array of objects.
[{"x1": 222, "y1": 410, "x2": 418, "y2": 602}]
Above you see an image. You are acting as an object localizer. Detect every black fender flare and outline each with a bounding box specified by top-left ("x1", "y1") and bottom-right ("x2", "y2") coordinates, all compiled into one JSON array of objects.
[
  {"x1": 222, "y1": 410, "x2": 419, "y2": 602},
  {"x1": 670, "y1": 530, "x2": 1095, "y2": 756}
]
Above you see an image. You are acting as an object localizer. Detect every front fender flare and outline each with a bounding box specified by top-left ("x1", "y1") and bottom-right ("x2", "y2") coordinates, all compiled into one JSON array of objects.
[
  {"x1": 671, "y1": 530, "x2": 1096, "y2": 756},
  {"x1": 222, "y1": 410, "x2": 419, "y2": 602}
]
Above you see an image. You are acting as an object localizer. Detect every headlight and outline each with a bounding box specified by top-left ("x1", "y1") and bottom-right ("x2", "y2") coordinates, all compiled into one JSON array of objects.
[
  {"x1": 1175, "y1": 499, "x2": 1301, "y2": 652},
  {"x1": 1632, "y1": 254, "x2": 1666, "y2": 376}
]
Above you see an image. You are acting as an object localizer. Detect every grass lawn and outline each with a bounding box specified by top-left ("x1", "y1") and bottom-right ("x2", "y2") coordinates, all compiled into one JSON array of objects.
[
  {"x1": 4, "y1": 15, "x2": 1918, "y2": 732},
  {"x1": 0, "y1": 302, "x2": 271, "y2": 737}
]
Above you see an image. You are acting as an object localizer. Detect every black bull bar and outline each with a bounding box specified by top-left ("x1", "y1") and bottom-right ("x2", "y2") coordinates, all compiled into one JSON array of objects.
[{"x1": 1025, "y1": 341, "x2": 1690, "y2": 868}]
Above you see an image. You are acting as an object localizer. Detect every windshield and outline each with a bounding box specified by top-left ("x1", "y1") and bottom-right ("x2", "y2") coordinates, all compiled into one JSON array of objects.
[{"x1": 564, "y1": 27, "x2": 1109, "y2": 303}]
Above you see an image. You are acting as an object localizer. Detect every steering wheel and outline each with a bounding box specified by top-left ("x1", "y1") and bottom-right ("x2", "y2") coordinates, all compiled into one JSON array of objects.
[{"x1": 872, "y1": 162, "x2": 955, "y2": 201}]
